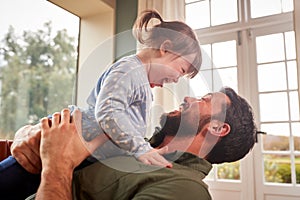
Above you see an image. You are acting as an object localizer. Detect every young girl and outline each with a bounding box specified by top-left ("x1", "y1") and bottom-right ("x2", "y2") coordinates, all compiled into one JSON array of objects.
[{"x1": 73, "y1": 9, "x2": 202, "y2": 167}]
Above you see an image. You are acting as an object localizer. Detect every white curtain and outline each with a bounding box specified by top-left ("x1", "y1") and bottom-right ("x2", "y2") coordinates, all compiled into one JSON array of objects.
[{"x1": 138, "y1": 0, "x2": 185, "y2": 21}]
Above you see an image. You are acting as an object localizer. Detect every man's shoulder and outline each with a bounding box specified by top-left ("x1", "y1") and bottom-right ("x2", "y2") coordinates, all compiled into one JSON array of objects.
[{"x1": 157, "y1": 178, "x2": 212, "y2": 200}]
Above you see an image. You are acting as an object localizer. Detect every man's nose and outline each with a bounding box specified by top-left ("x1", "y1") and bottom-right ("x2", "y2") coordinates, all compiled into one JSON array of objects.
[
  {"x1": 184, "y1": 96, "x2": 196, "y2": 103},
  {"x1": 173, "y1": 74, "x2": 181, "y2": 83}
]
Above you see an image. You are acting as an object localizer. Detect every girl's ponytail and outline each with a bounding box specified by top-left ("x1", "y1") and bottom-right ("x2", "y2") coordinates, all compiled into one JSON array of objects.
[{"x1": 133, "y1": 10, "x2": 163, "y2": 44}]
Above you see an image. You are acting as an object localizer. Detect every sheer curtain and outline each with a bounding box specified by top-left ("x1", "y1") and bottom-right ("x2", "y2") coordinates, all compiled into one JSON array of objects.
[{"x1": 138, "y1": 0, "x2": 185, "y2": 21}]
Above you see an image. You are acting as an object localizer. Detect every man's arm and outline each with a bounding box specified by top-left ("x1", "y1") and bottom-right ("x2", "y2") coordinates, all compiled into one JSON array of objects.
[
  {"x1": 36, "y1": 108, "x2": 106, "y2": 200},
  {"x1": 37, "y1": 167, "x2": 73, "y2": 199}
]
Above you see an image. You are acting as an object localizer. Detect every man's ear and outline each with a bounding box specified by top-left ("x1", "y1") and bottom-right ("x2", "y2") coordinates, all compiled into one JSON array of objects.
[
  {"x1": 160, "y1": 40, "x2": 173, "y2": 54},
  {"x1": 207, "y1": 120, "x2": 230, "y2": 137}
]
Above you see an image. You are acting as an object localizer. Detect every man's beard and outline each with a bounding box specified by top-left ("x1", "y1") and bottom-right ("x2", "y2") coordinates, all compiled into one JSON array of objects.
[
  {"x1": 159, "y1": 112, "x2": 181, "y2": 136},
  {"x1": 148, "y1": 112, "x2": 181, "y2": 148},
  {"x1": 149, "y1": 111, "x2": 211, "y2": 147}
]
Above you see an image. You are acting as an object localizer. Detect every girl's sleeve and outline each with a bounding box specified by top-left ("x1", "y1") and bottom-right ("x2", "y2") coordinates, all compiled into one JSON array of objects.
[{"x1": 95, "y1": 64, "x2": 152, "y2": 158}]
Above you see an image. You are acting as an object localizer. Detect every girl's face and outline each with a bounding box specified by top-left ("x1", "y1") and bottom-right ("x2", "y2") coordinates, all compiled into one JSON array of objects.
[{"x1": 148, "y1": 52, "x2": 195, "y2": 88}]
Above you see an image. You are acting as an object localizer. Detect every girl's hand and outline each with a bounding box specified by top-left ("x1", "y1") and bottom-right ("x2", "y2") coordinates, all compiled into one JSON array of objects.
[{"x1": 137, "y1": 146, "x2": 173, "y2": 168}]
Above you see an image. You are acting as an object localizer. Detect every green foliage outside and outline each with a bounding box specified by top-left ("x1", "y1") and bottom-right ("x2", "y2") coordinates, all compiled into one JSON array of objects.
[
  {"x1": 216, "y1": 158, "x2": 300, "y2": 184},
  {"x1": 262, "y1": 135, "x2": 300, "y2": 152},
  {"x1": 0, "y1": 22, "x2": 77, "y2": 139},
  {"x1": 264, "y1": 157, "x2": 300, "y2": 184},
  {"x1": 217, "y1": 161, "x2": 240, "y2": 180}
]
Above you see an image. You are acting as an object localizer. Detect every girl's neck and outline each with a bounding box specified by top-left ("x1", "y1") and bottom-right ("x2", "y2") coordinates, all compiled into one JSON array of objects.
[
  {"x1": 137, "y1": 48, "x2": 159, "y2": 64},
  {"x1": 137, "y1": 48, "x2": 158, "y2": 80}
]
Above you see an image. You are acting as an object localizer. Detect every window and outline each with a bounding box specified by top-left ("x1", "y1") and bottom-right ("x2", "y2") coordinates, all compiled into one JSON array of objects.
[
  {"x1": 0, "y1": 0, "x2": 79, "y2": 139},
  {"x1": 185, "y1": 0, "x2": 238, "y2": 29},
  {"x1": 186, "y1": 0, "x2": 298, "y2": 199},
  {"x1": 250, "y1": 0, "x2": 294, "y2": 18},
  {"x1": 257, "y1": 31, "x2": 299, "y2": 184},
  {"x1": 190, "y1": 41, "x2": 238, "y2": 96}
]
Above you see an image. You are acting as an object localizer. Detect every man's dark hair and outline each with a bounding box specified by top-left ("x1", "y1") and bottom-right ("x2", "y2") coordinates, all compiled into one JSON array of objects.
[{"x1": 205, "y1": 87, "x2": 257, "y2": 164}]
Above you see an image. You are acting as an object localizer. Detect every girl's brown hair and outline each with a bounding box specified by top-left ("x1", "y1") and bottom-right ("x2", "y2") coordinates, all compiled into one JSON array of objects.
[{"x1": 133, "y1": 10, "x2": 202, "y2": 78}]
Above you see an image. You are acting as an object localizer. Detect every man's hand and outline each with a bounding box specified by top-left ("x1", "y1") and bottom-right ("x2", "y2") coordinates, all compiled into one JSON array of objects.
[
  {"x1": 39, "y1": 108, "x2": 105, "y2": 171},
  {"x1": 36, "y1": 108, "x2": 107, "y2": 200},
  {"x1": 11, "y1": 124, "x2": 42, "y2": 174},
  {"x1": 137, "y1": 146, "x2": 173, "y2": 168}
]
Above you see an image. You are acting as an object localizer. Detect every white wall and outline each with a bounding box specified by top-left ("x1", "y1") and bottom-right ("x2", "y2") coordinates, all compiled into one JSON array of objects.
[{"x1": 77, "y1": 11, "x2": 115, "y2": 107}]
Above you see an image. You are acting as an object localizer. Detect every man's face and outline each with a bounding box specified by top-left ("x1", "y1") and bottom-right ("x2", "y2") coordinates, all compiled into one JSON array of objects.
[
  {"x1": 181, "y1": 92, "x2": 230, "y2": 117},
  {"x1": 160, "y1": 92, "x2": 231, "y2": 136}
]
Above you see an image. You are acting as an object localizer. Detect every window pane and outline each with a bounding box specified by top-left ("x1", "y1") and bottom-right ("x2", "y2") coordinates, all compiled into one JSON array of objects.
[
  {"x1": 217, "y1": 161, "x2": 240, "y2": 180},
  {"x1": 259, "y1": 92, "x2": 289, "y2": 122},
  {"x1": 256, "y1": 33, "x2": 285, "y2": 63},
  {"x1": 292, "y1": 123, "x2": 300, "y2": 151},
  {"x1": 285, "y1": 31, "x2": 296, "y2": 60},
  {"x1": 211, "y1": 0, "x2": 238, "y2": 26},
  {"x1": 0, "y1": 1, "x2": 79, "y2": 139},
  {"x1": 213, "y1": 68, "x2": 237, "y2": 92},
  {"x1": 257, "y1": 62, "x2": 287, "y2": 92},
  {"x1": 264, "y1": 154, "x2": 292, "y2": 184},
  {"x1": 287, "y1": 61, "x2": 298, "y2": 90},
  {"x1": 261, "y1": 123, "x2": 290, "y2": 137},
  {"x1": 261, "y1": 123, "x2": 290, "y2": 151},
  {"x1": 251, "y1": 0, "x2": 282, "y2": 18},
  {"x1": 185, "y1": 1, "x2": 210, "y2": 29},
  {"x1": 190, "y1": 71, "x2": 212, "y2": 97},
  {"x1": 0, "y1": 1, "x2": 79, "y2": 38},
  {"x1": 185, "y1": 0, "x2": 199, "y2": 3},
  {"x1": 212, "y1": 40, "x2": 237, "y2": 68},
  {"x1": 296, "y1": 155, "x2": 300, "y2": 184},
  {"x1": 290, "y1": 91, "x2": 300, "y2": 121},
  {"x1": 282, "y1": 0, "x2": 294, "y2": 12}
]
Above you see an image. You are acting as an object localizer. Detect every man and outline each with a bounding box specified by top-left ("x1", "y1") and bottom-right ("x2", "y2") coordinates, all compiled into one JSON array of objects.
[{"x1": 10, "y1": 87, "x2": 256, "y2": 199}]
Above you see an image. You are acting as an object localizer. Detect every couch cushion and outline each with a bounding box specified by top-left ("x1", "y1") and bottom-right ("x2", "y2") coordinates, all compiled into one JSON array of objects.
[{"x1": 0, "y1": 140, "x2": 13, "y2": 162}]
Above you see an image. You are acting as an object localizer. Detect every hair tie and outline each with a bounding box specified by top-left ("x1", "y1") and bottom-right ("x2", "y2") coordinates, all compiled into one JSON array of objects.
[{"x1": 255, "y1": 131, "x2": 267, "y2": 142}]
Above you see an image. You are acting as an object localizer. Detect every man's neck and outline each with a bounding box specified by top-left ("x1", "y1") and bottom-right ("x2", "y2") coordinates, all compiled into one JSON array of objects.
[
  {"x1": 157, "y1": 134, "x2": 215, "y2": 160},
  {"x1": 158, "y1": 136, "x2": 205, "y2": 157}
]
